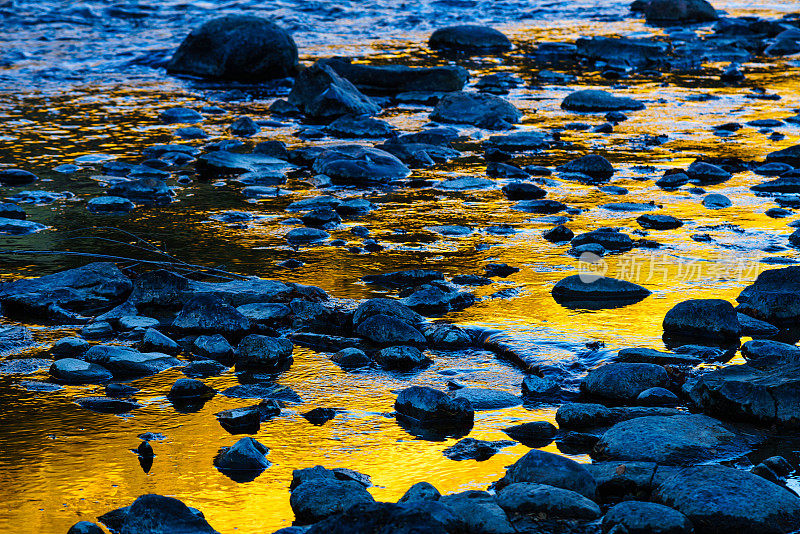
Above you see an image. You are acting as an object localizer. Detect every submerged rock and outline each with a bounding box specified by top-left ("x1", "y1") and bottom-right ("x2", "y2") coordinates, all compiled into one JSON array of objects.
[
  {"x1": 430, "y1": 91, "x2": 522, "y2": 129},
  {"x1": 214, "y1": 437, "x2": 270, "y2": 481},
  {"x1": 443, "y1": 437, "x2": 516, "y2": 461},
  {"x1": 502, "y1": 421, "x2": 558, "y2": 447},
  {"x1": 451, "y1": 387, "x2": 521, "y2": 410},
  {"x1": 167, "y1": 15, "x2": 298, "y2": 81},
  {"x1": 559, "y1": 154, "x2": 615, "y2": 181}
]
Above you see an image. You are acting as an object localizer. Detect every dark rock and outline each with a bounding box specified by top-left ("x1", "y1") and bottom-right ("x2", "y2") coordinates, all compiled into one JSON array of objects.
[
  {"x1": 602, "y1": 501, "x2": 693, "y2": 534},
  {"x1": 559, "y1": 154, "x2": 615, "y2": 181},
  {"x1": 214, "y1": 436, "x2": 270, "y2": 479},
  {"x1": 216, "y1": 406, "x2": 261, "y2": 434},
  {"x1": 487, "y1": 131, "x2": 549, "y2": 151},
  {"x1": 736, "y1": 265, "x2": 800, "y2": 326},
  {"x1": 571, "y1": 229, "x2": 634, "y2": 251},
  {"x1": 49, "y1": 336, "x2": 89, "y2": 359},
  {"x1": 139, "y1": 328, "x2": 180, "y2": 355},
  {"x1": 167, "y1": 15, "x2": 298, "y2": 81},
  {"x1": 228, "y1": 116, "x2": 260, "y2": 137},
  {"x1": 305, "y1": 501, "x2": 461, "y2": 534},
  {"x1": 0, "y1": 262, "x2": 131, "y2": 323},
  {"x1": 438, "y1": 491, "x2": 515, "y2": 534},
  {"x1": 576, "y1": 36, "x2": 669, "y2": 68},
  {"x1": 553, "y1": 276, "x2": 651, "y2": 308},
  {"x1": 0, "y1": 168, "x2": 38, "y2": 185},
  {"x1": 355, "y1": 314, "x2": 426, "y2": 345},
  {"x1": 653, "y1": 465, "x2": 800, "y2": 534},
  {"x1": 330, "y1": 347, "x2": 371, "y2": 369},
  {"x1": 522, "y1": 375, "x2": 561, "y2": 399},
  {"x1": 76, "y1": 396, "x2": 141, "y2": 414},
  {"x1": 106, "y1": 383, "x2": 139, "y2": 397},
  {"x1": 159, "y1": 107, "x2": 203, "y2": 124},
  {"x1": 401, "y1": 286, "x2": 475, "y2": 315},
  {"x1": 236, "y1": 303, "x2": 292, "y2": 326},
  {"x1": 374, "y1": 345, "x2": 431, "y2": 370},
  {"x1": 642, "y1": 0, "x2": 719, "y2": 26},
  {"x1": 86, "y1": 196, "x2": 135, "y2": 214},
  {"x1": 172, "y1": 295, "x2": 251, "y2": 335},
  {"x1": 452, "y1": 387, "x2": 521, "y2": 410},
  {"x1": 234, "y1": 335, "x2": 293, "y2": 373},
  {"x1": 288, "y1": 62, "x2": 379, "y2": 119},
  {"x1": 325, "y1": 115, "x2": 394, "y2": 138},
  {"x1": 302, "y1": 407, "x2": 340, "y2": 425},
  {"x1": 193, "y1": 334, "x2": 233, "y2": 363},
  {"x1": 562, "y1": 90, "x2": 645, "y2": 112},
  {"x1": 663, "y1": 299, "x2": 741, "y2": 341},
  {"x1": 543, "y1": 225, "x2": 575, "y2": 242},
  {"x1": 503, "y1": 421, "x2": 558, "y2": 447},
  {"x1": 400, "y1": 481, "x2": 441, "y2": 502},
  {"x1": 430, "y1": 92, "x2": 521, "y2": 129},
  {"x1": 595, "y1": 414, "x2": 756, "y2": 465},
  {"x1": 312, "y1": 145, "x2": 410, "y2": 184},
  {"x1": 429, "y1": 25, "x2": 512, "y2": 54},
  {"x1": 766, "y1": 144, "x2": 800, "y2": 167},
  {"x1": 0, "y1": 203, "x2": 25, "y2": 220},
  {"x1": 737, "y1": 314, "x2": 780, "y2": 337},
  {"x1": 581, "y1": 363, "x2": 669, "y2": 401},
  {"x1": 108, "y1": 177, "x2": 172, "y2": 206},
  {"x1": 514, "y1": 199, "x2": 567, "y2": 214},
  {"x1": 395, "y1": 386, "x2": 474, "y2": 427},
  {"x1": 167, "y1": 378, "x2": 215, "y2": 402},
  {"x1": 497, "y1": 449, "x2": 597, "y2": 499},
  {"x1": 183, "y1": 359, "x2": 228, "y2": 378},
  {"x1": 702, "y1": 193, "x2": 731, "y2": 209},
  {"x1": 290, "y1": 478, "x2": 375, "y2": 525},
  {"x1": 496, "y1": 483, "x2": 601, "y2": 519},
  {"x1": 49, "y1": 358, "x2": 112, "y2": 384},
  {"x1": 485, "y1": 263, "x2": 520, "y2": 278},
  {"x1": 67, "y1": 521, "x2": 105, "y2": 534},
  {"x1": 688, "y1": 161, "x2": 731, "y2": 184},
  {"x1": 636, "y1": 387, "x2": 679, "y2": 406},
  {"x1": 637, "y1": 213, "x2": 683, "y2": 230},
  {"x1": 320, "y1": 57, "x2": 467, "y2": 93},
  {"x1": 502, "y1": 182, "x2": 547, "y2": 200},
  {"x1": 197, "y1": 151, "x2": 292, "y2": 183},
  {"x1": 84, "y1": 345, "x2": 182, "y2": 379}
]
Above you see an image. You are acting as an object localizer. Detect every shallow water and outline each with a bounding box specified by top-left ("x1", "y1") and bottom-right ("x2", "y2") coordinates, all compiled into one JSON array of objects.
[{"x1": 2, "y1": 0, "x2": 800, "y2": 532}]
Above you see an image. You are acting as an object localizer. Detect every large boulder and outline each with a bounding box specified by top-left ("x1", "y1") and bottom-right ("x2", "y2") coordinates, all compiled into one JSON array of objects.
[
  {"x1": 581, "y1": 363, "x2": 670, "y2": 402},
  {"x1": 102, "y1": 494, "x2": 220, "y2": 534},
  {"x1": 497, "y1": 449, "x2": 597, "y2": 499},
  {"x1": 430, "y1": 92, "x2": 522, "y2": 129},
  {"x1": 653, "y1": 465, "x2": 800, "y2": 534},
  {"x1": 576, "y1": 36, "x2": 669, "y2": 68},
  {"x1": 319, "y1": 57, "x2": 468, "y2": 93},
  {"x1": 312, "y1": 145, "x2": 410, "y2": 185},
  {"x1": 171, "y1": 295, "x2": 251, "y2": 336},
  {"x1": 688, "y1": 360, "x2": 800, "y2": 426},
  {"x1": 0, "y1": 262, "x2": 131, "y2": 323},
  {"x1": 639, "y1": 0, "x2": 719, "y2": 26},
  {"x1": 438, "y1": 491, "x2": 515, "y2": 534},
  {"x1": 234, "y1": 335, "x2": 293, "y2": 373},
  {"x1": 496, "y1": 483, "x2": 602, "y2": 520},
  {"x1": 562, "y1": 90, "x2": 645, "y2": 112},
  {"x1": 602, "y1": 501, "x2": 693, "y2": 534},
  {"x1": 394, "y1": 386, "x2": 474, "y2": 427},
  {"x1": 429, "y1": 25, "x2": 512, "y2": 54},
  {"x1": 373, "y1": 345, "x2": 431, "y2": 370},
  {"x1": 305, "y1": 501, "x2": 462, "y2": 534},
  {"x1": 213, "y1": 437, "x2": 270, "y2": 480},
  {"x1": 766, "y1": 145, "x2": 800, "y2": 167},
  {"x1": 594, "y1": 414, "x2": 757, "y2": 465},
  {"x1": 84, "y1": 345, "x2": 182, "y2": 379},
  {"x1": 167, "y1": 15, "x2": 298, "y2": 81},
  {"x1": 290, "y1": 479, "x2": 375, "y2": 525},
  {"x1": 355, "y1": 314, "x2": 426, "y2": 345},
  {"x1": 663, "y1": 299, "x2": 741, "y2": 342},
  {"x1": 288, "y1": 62, "x2": 380, "y2": 119},
  {"x1": 736, "y1": 266, "x2": 800, "y2": 326}
]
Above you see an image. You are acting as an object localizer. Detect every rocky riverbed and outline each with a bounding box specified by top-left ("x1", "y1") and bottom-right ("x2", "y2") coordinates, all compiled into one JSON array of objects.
[{"x1": 3, "y1": 0, "x2": 800, "y2": 533}]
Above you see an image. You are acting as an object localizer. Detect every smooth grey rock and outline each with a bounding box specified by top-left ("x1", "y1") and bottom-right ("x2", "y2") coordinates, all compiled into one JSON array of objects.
[
  {"x1": 498, "y1": 449, "x2": 597, "y2": 499},
  {"x1": 496, "y1": 482, "x2": 601, "y2": 519},
  {"x1": 562, "y1": 90, "x2": 645, "y2": 112}
]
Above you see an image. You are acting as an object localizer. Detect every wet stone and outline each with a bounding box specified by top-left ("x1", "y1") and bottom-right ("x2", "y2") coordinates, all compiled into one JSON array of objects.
[
  {"x1": 637, "y1": 213, "x2": 683, "y2": 230},
  {"x1": 428, "y1": 25, "x2": 512, "y2": 54},
  {"x1": 602, "y1": 501, "x2": 693, "y2": 534},
  {"x1": 0, "y1": 203, "x2": 25, "y2": 219},
  {"x1": 288, "y1": 62, "x2": 379, "y2": 119},
  {"x1": 430, "y1": 91, "x2": 522, "y2": 129},
  {"x1": 312, "y1": 145, "x2": 410, "y2": 185},
  {"x1": 502, "y1": 421, "x2": 558, "y2": 447},
  {"x1": 374, "y1": 345, "x2": 431, "y2": 370},
  {"x1": 228, "y1": 116, "x2": 260, "y2": 137},
  {"x1": 496, "y1": 482, "x2": 601, "y2": 520},
  {"x1": 561, "y1": 89, "x2": 645, "y2": 112},
  {"x1": 443, "y1": 437, "x2": 516, "y2": 461},
  {"x1": 452, "y1": 387, "x2": 521, "y2": 410},
  {"x1": 76, "y1": 396, "x2": 142, "y2": 414},
  {"x1": 498, "y1": 449, "x2": 597, "y2": 499},
  {"x1": 581, "y1": 363, "x2": 669, "y2": 402},
  {"x1": 0, "y1": 168, "x2": 38, "y2": 185},
  {"x1": 159, "y1": 107, "x2": 204, "y2": 124}
]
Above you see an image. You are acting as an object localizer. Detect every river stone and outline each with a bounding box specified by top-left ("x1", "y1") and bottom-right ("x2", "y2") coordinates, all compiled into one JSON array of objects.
[
  {"x1": 553, "y1": 275, "x2": 651, "y2": 307},
  {"x1": 214, "y1": 436, "x2": 270, "y2": 471},
  {"x1": 355, "y1": 313, "x2": 426, "y2": 345},
  {"x1": 50, "y1": 336, "x2": 89, "y2": 359},
  {"x1": 430, "y1": 92, "x2": 522, "y2": 129},
  {"x1": 400, "y1": 285, "x2": 475, "y2": 315},
  {"x1": 702, "y1": 193, "x2": 731, "y2": 209},
  {"x1": 87, "y1": 196, "x2": 135, "y2": 214},
  {"x1": 76, "y1": 396, "x2": 142, "y2": 414},
  {"x1": 687, "y1": 359, "x2": 800, "y2": 426},
  {"x1": 193, "y1": 334, "x2": 233, "y2": 363},
  {"x1": 653, "y1": 465, "x2": 800, "y2": 534},
  {"x1": 502, "y1": 182, "x2": 546, "y2": 200},
  {"x1": 0, "y1": 168, "x2": 37, "y2": 185},
  {"x1": 399, "y1": 481, "x2": 441, "y2": 502},
  {"x1": 766, "y1": 144, "x2": 800, "y2": 166},
  {"x1": 502, "y1": 421, "x2": 558, "y2": 447},
  {"x1": 319, "y1": 57, "x2": 468, "y2": 93},
  {"x1": 305, "y1": 501, "x2": 461, "y2": 534},
  {"x1": 84, "y1": 345, "x2": 182, "y2": 379},
  {"x1": 737, "y1": 314, "x2": 780, "y2": 337},
  {"x1": 67, "y1": 521, "x2": 105, "y2": 534},
  {"x1": 183, "y1": 359, "x2": 228, "y2": 378},
  {"x1": 442, "y1": 437, "x2": 516, "y2": 461},
  {"x1": 451, "y1": 387, "x2": 521, "y2": 410},
  {"x1": 197, "y1": 151, "x2": 293, "y2": 183},
  {"x1": 616, "y1": 347, "x2": 701, "y2": 366},
  {"x1": 353, "y1": 299, "x2": 424, "y2": 327},
  {"x1": 172, "y1": 295, "x2": 251, "y2": 335},
  {"x1": 139, "y1": 329, "x2": 179, "y2": 355},
  {"x1": 167, "y1": 378, "x2": 216, "y2": 402},
  {"x1": 438, "y1": 491, "x2": 515, "y2": 534},
  {"x1": 108, "y1": 178, "x2": 172, "y2": 206},
  {"x1": 498, "y1": 449, "x2": 597, "y2": 499},
  {"x1": 487, "y1": 131, "x2": 549, "y2": 151},
  {"x1": 740, "y1": 339, "x2": 800, "y2": 367},
  {"x1": 49, "y1": 358, "x2": 113, "y2": 384},
  {"x1": 602, "y1": 501, "x2": 693, "y2": 534},
  {"x1": 290, "y1": 478, "x2": 375, "y2": 525},
  {"x1": 288, "y1": 62, "x2": 379, "y2": 119},
  {"x1": 395, "y1": 386, "x2": 474, "y2": 426},
  {"x1": 595, "y1": 414, "x2": 756, "y2": 465},
  {"x1": 736, "y1": 265, "x2": 800, "y2": 326},
  {"x1": 581, "y1": 363, "x2": 669, "y2": 401},
  {"x1": 637, "y1": 213, "x2": 683, "y2": 230},
  {"x1": 663, "y1": 299, "x2": 741, "y2": 341},
  {"x1": 312, "y1": 145, "x2": 410, "y2": 184},
  {"x1": 571, "y1": 229, "x2": 634, "y2": 251},
  {"x1": 373, "y1": 345, "x2": 431, "y2": 370},
  {"x1": 559, "y1": 154, "x2": 614, "y2": 181},
  {"x1": 429, "y1": 25, "x2": 512, "y2": 54},
  {"x1": 325, "y1": 115, "x2": 394, "y2": 138},
  {"x1": 330, "y1": 347, "x2": 371, "y2": 369},
  {"x1": 167, "y1": 15, "x2": 298, "y2": 81},
  {"x1": 687, "y1": 161, "x2": 731, "y2": 184},
  {"x1": 562, "y1": 90, "x2": 645, "y2": 112},
  {"x1": 497, "y1": 482, "x2": 601, "y2": 519},
  {"x1": 521, "y1": 375, "x2": 561, "y2": 399},
  {"x1": 115, "y1": 494, "x2": 220, "y2": 534},
  {"x1": 234, "y1": 335, "x2": 293, "y2": 373},
  {"x1": 642, "y1": 0, "x2": 719, "y2": 26},
  {"x1": 0, "y1": 262, "x2": 132, "y2": 322},
  {"x1": 576, "y1": 36, "x2": 668, "y2": 67}
]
